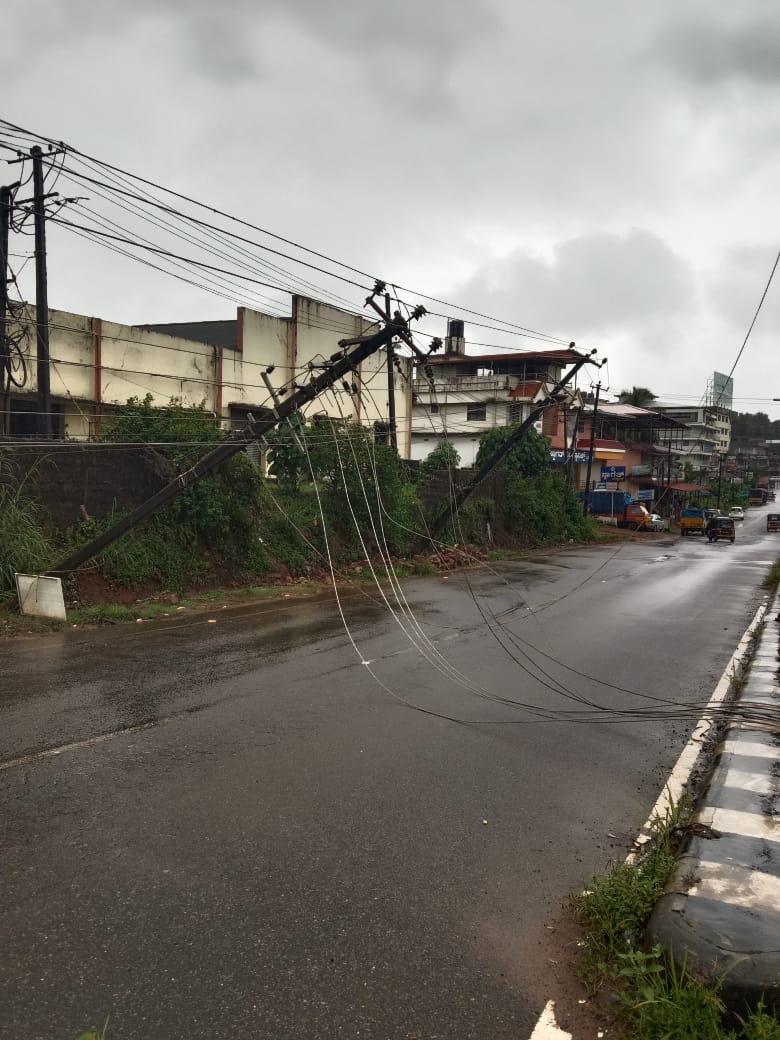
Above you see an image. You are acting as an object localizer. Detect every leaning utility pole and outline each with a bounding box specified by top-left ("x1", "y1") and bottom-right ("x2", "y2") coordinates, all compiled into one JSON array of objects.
[
  {"x1": 31, "y1": 146, "x2": 52, "y2": 438},
  {"x1": 47, "y1": 307, "x2": 428, "y2": 577},
  {"x1": 428, "y1": 349, "x2": 596, "y2": 539}
]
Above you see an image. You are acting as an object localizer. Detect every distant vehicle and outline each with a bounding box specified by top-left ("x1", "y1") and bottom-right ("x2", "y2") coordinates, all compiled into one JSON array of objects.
[
  {"x1": 680, "y1": 507, "x2": 706, "y2": 536},
  {"x1": 586, "y1": 490, "x2": 653, "y2": 530},
  {"x1": 767, "y1": 513, "x2": 780, "y2": 532},
  {"x1": 769, "y1": 492, "x2": 776, "y2": 502},
  {"x1": 748, "y1": 488, "x2": 768, "y2": 506},
  {"x1": 646, "y1": 513, "x2": 665, "y2": 531},
  {"x1": 729, "y1": 506, "x2": 745, "y2": 521},
  {"x1": 703, "y1": 508, "x2": 719, "y2": 521},
  {"x1": 707, "y1": 515, "x2": 735, "y2": 543}
]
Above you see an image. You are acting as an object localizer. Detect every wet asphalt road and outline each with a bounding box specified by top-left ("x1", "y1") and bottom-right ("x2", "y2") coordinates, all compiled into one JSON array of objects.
[{"x1": 1, "y1": 510, "x2": 776, "y2": 1039}]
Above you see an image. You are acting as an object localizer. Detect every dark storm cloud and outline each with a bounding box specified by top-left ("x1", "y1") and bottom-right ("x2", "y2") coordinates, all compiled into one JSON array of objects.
[
  {"x1": 4, "y1": 0, "x2": 780, "y2": 406},
  {"x1": 657, "y1": 16, "x2": 780, "y2": 85},
  {"x1": 457, "y1": 229, "x2": 694, "y2": 339},
  {"x1": 48, "y1": 0, "x2": 498, "y2": 94}
]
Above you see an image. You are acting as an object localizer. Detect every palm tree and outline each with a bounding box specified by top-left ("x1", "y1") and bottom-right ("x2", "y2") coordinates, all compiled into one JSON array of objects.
[{"x1": 618, "y1": 386, "x2": 657, "y2": 408}]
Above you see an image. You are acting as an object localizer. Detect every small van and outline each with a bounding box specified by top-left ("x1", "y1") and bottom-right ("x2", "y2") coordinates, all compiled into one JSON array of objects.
[{"x1": 767, "y1": 514, "x2": 780, "y2": 532}]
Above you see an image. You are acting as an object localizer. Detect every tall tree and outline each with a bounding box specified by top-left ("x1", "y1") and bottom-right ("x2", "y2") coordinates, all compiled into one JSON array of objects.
[
  {"x1": 475, "y1": 425, "x2": 550, "y2": 477},
  {"x1": 618, "y1": 386, "x2": 657, "y2": 408}
]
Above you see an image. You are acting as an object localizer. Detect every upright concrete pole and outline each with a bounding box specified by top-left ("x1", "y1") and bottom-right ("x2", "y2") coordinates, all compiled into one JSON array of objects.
[
  {"x1": 31, "y1": 146, "x2": 52, "y2": 438},
  {"x1": 385, "y1": 293, "x2": 397, "y2": 449}
]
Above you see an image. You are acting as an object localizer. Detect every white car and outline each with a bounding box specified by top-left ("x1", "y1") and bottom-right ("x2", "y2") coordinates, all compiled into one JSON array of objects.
[
  {"x1": 645, "y1": 513, "x2": 665, "y2": 531},
  {"x1": 729, "y1": 506, "x2": 745, "y2": 521}
]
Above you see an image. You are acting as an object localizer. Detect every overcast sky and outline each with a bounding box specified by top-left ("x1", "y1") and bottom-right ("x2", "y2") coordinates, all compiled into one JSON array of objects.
[{"x1": 4, "y1": 0, "x2": 780, "y2": 415}]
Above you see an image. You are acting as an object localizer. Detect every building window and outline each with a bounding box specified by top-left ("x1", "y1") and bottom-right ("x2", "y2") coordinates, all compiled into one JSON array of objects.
[
  {"x1": 430, "y1": 402, "x2": 440, "y2": 413},
  {"x1": 7, "y1": 399, "x2": 63, "y2": 438},
  {"x1": 466, "y1": 403, "x2": 487, "y2": 422},
  {"x1": 374, "y1": 422, "x2": 390, "y2": 445}
]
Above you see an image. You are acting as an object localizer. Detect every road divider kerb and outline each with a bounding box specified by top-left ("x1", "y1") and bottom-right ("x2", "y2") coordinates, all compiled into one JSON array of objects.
[
  {"x1": 528, "y1": 593, "x2": 772, "y2": 1039},
  {"x1": 646, "y1": 588, "x2": 780, "y2": 1015}
]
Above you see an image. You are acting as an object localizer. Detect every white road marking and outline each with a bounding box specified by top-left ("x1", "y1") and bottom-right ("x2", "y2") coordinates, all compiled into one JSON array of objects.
[
  {"x1": 0, "y1": 720, "x2": 158, "y2": 772},
  {"x1": 528, "y1": 1000, "x2": 572, "y2": 1040}
]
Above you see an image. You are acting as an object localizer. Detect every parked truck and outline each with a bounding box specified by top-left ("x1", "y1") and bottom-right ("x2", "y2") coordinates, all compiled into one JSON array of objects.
[
  {"x1": 679, "y1": 507, "x2": 706, "y2": 536},
  {"x1": 586, "y1": 490, "x2": 652, "y2": 530}
]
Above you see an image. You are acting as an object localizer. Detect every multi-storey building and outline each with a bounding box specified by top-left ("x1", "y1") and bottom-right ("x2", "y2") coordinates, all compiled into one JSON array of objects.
[
  {"x1": 653, "y1": 404, "x2": 721, "y2": 473},
  {"x1": 411, "y1": 322, "x2": 585, "y2": 466},
  {"x1": 1, "y1": 296, "x2": 413, "y2": 457}
]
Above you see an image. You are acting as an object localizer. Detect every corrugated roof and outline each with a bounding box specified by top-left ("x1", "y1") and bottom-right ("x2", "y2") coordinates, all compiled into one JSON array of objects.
[
  {"x1": 508, "y1": 380, "x2": 544, "y2": 399},
  {"x1": 599, "y1": 402, "x2": 656, "y2": 418}
]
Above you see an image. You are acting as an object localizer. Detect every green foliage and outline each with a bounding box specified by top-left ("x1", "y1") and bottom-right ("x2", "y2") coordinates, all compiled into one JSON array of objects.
[
  {"x1": 444, "y1": 498, "x2": 495, "y2": 544},
  {"x1": 615, "y1": 949, "x2": 780, "y2": 1040},
  {"x1": 421, "y1": 440, "x2": 460, "y2": 475},
  {"x1": 257, "y1": 485, "x2": 324, "y2": 575},
  {"x1": 0, "y1": 452, "x2": 56, "y2": 595},
  {"x1": 618, "y1": 386, "x2": 657, "y2": 408},
  {"x1": 615, "y1": 947, "x2": 729, "y2": 1039},
  {"x1": 763, "y1": 559, "x2": 780, "y2": 592},
  {"x1": 101, "y1": 395, "x2": 222, "y2": 458},
  {"x1": 76, "y1": 1017, "x2": 109, "y2": 1040},
  {"x1": 264, "y1": 414, "x2": 307, "y2": 488},
  {"x1": 98, "y1": 397, "x2": 269, "y2": 580},
  {"x1": 504, "y1": 472, "x2": 593, "y2": 545},
  {"x1": 571, "y1": 792, "x2": 780, "y2": 1038},
  {"x1": 739, "y1": 1003, "x2": 780, "y2": 1040},
  {"x1": 475, "y1": 425, "x2": 550, "y2": 478},
  {"x1": 300, "y1": 418, "x2": 420, "y2": 558},
  {"x1": 731, "y1": 411, "x2": 779, "y2": 443},
  {"x1": 64, "y1": 511, "x2": 207, "y2": 589},
  {"x1": 577, "y1": 850, "x2": 677, "y2": 990},
  {"x1": 576, "y1": 793, "x2": 690, "y2": 990},
  {"x1": 183, "y1": 453, "x2": 266, "y2": 568}
]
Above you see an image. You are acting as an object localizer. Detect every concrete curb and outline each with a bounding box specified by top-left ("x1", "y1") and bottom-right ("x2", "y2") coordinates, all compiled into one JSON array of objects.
[{"x1": 646, "y1": 590, "x2": 780, "y2": 1015}]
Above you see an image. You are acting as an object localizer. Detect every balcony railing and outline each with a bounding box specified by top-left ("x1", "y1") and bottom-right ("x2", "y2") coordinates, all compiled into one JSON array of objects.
[{"x1": 414, "y1": 376, "x2": 510, "y2": 393}]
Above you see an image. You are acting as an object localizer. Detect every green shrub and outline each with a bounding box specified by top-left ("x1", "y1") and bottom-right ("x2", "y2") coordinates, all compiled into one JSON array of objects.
[
  {"x1": 0, "y1": 452, "x2": 56, "y2": 595},
  {"x1": 475, "y1": 425, "x2": 551, "y2": 477}
]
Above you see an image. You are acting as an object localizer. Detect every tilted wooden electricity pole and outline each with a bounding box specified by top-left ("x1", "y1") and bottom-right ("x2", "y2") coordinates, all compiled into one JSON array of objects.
[{"x1": 48, "y1": 304, "x2": 430, "y2": 577}]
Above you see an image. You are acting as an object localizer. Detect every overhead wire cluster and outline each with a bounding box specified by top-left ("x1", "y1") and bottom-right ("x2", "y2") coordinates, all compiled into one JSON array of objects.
[
  {"x1": 0, "y1": 118, "x2": 575, "y2": 355},
  {"x1": 1, "y1": 119, "x2": 776, "y2": 734}
]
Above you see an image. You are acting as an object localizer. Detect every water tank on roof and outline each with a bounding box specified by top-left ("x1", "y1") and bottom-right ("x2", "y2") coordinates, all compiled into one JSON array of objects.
[{"x1": 445, "y1": 319, "x2": 466, "y2": 354}]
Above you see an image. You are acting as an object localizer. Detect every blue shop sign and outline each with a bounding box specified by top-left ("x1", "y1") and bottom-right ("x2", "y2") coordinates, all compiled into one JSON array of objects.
[{"x1": 600, "y1": 465, "x2": 626, "y2": 482}]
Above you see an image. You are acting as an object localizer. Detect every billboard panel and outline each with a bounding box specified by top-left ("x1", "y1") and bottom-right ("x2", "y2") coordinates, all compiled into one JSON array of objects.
[{"x1": 712, "y1": 371, "x2": 733, "y2": 409}]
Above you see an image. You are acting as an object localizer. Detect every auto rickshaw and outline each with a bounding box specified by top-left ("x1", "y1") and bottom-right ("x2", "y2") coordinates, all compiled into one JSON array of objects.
[{"x1": 706, "y1": 515, "x2": 735, "y2": 543}]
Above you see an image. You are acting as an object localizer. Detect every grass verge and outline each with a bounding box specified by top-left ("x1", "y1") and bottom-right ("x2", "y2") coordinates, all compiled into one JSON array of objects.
[
  {"x1": 575, "y1": 792, "x2": 780, "y2": 1038},
  {"x1": 762, "y1": 558, "x2": 780, "y2": 592}
]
